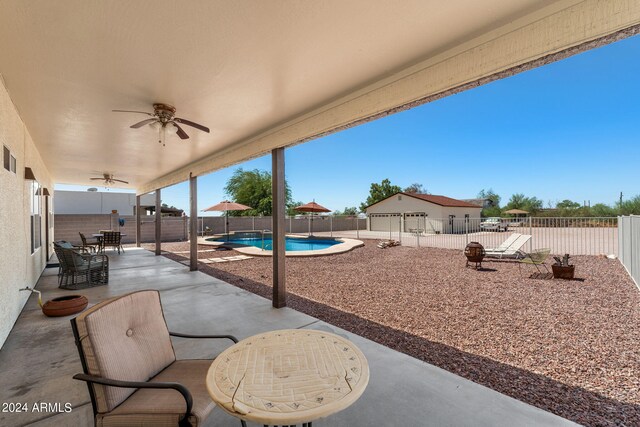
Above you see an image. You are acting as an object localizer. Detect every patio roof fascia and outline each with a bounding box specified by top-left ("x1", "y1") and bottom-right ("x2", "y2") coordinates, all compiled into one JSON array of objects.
[{"x1": 137, "y1": 0, "x2": 640, "y2": 195}]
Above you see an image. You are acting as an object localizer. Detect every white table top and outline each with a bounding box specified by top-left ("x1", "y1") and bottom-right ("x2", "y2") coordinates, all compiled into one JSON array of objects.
[{"x1": 206, "y1": 329, "x2": 369, "y2": 425}]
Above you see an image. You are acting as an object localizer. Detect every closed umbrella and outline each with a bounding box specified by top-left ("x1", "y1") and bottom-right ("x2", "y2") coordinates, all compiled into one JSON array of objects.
[
  {"x1": 203, "y1": 200, "x2": 252, "y2": 238},
  {"x1": 295, "y1": 201, "x2": 331, "y2": 236}
]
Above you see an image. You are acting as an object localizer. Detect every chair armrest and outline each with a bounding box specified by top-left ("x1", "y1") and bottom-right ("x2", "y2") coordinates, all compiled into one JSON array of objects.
[
  {"x1": 73, "y1": 373, "x2": 193, "y2": 423},
  {"x1": 169, "y1": 331, "x2": 238, "y2": 343}
]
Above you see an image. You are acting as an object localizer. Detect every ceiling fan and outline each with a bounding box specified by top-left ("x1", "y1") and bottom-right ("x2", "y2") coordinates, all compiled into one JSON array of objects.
[
  {"x1": 90, "y1": 173, "x2": 129, "y2": 185},
  {"x1": 113, "y1": 103, "x2": 210, "y2": 146}
]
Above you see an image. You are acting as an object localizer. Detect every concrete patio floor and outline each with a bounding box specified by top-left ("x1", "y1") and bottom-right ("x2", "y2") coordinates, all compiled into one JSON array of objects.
[{"x1": 0, "y1": 248, "x2": 576, "y2": 427}]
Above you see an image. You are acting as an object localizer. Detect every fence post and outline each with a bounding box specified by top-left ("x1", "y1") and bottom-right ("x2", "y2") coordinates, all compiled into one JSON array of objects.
[
  {"x1": 398, "y1": 215, "x2": 402, "y2": 244},
  {"x1": 330, "y1": 216, "x2": 333, "y2": 237},
  {"x1": 529, "y1": 216, "x2": 533, "y2": 252},
  {"x1": 356, "y1": 216, "x2": 360, "y2": 239},
  {"x1": 465, "y1": 217, "x2": 469, "y2": 245}
]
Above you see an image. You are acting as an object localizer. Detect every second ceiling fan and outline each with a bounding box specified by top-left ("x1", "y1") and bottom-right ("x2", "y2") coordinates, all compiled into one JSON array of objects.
[{"x1": 113, "y1": 103, "x2": 210, "y2": 146}]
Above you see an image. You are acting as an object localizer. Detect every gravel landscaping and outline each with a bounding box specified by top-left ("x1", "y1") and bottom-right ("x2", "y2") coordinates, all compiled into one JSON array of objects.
[{"x1": 145, "y1": 240, "x2": 640, "y2": 426}]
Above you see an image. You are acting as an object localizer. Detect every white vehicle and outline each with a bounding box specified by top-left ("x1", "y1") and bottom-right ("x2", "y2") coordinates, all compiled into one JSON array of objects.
[{"x1": 480, "y1": 217, "x2": 509, "y2": 232}]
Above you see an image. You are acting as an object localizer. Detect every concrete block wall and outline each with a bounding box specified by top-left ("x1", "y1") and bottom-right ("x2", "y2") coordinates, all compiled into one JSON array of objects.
[
  {"x1": 199, "y1": 216, "x2": 366, "y2": 235},
  {"x1": 54, "y1": 214, "x2": 188, "y2": 244}
]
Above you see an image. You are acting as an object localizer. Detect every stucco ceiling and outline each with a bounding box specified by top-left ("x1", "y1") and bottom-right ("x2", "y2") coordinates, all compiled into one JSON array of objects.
[{"x1": 0, "y1": 0, "x2": 618, "y2": 191}]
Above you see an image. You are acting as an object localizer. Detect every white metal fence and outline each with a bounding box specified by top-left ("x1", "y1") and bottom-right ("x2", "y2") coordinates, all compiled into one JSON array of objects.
[
  {"x1": 194, "y1": 215, "x2": 618, "y2": 256},
  {"x1": 342, "y1": 216, "x2": 617, "y2": 255},
  {"x1": 196, "y1": 215, "x2": 367, "y2": 237},
  {"x1": 618, "y1": 215, "x2": 639, "y2": 288}
]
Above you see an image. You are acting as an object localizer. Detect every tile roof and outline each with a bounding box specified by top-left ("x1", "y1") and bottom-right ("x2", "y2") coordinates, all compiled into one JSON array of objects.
[{"x1": 407, "y1": 193, "x2": 482, "y2": 208}]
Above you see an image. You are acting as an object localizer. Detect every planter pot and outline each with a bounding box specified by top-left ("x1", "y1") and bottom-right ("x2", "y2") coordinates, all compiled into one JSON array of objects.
[
  {"x1": 552, "y1": 264, "x2": 575, "y2": 280},
  {"x1": 42, "y1": 295, "x2": 88, "y2": 317}
]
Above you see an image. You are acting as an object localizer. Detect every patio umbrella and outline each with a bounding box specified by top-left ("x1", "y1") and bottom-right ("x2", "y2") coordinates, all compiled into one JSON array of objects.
[
  {"x1": 295, "y1": 201, "x2": 331, "y2": 236},
  {"x1": 202, "y1": 200, "x2": 252, "y2": 237}
]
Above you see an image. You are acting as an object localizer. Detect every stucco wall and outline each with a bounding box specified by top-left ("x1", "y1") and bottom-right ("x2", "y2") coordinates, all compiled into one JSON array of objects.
[
  {"x1": 53, "y1": 214, "x2": 188, "y2": 244},
  {"x1": 0, "y1": 79, "x2": 53, "y2": 349},
  {"x1": 366, "y1": 194, "x2": 445, "y2": 217}
]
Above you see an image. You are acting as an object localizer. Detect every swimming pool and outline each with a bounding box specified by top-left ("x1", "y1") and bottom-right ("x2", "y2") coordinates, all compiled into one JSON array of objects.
[{"x1": 206, "y1": 235, "x2": 341, "y2": 251}]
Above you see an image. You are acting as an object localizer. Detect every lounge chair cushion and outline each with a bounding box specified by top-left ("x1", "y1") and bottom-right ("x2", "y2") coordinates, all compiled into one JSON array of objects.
[
  {"x1": 96, "y1": 360, "x2": 215, "y2": 427},
  {"x1": 56, "y1": 241, "x2": 75, "y2": 249},
  {"x1": 74, "y1": 291, "x2": 176, "y2": 412}
]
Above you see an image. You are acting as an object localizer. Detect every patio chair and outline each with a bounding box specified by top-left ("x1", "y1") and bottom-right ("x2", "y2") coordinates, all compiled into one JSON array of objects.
[
  {"x1": 70, "y1": 290, "x2": 243, "y2": 427},
  {"x1": 79, "y1": 232, "x2": 101, "y2": 253},
  {"x1": 485, "y1": 234, "x2": 531, "y2": 259},
  {"x1": 518, "y1": 248, "x2": 551, "y2": 276},
  {"x1": 101, "y1": 231, "x2": 124, "y2": 254},
  {"x1": 53, "y1": 243, "x2": 109, "y2": 290}
]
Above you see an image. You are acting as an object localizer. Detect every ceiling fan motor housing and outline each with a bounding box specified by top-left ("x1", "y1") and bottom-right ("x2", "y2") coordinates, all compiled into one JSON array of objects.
[{"x1": 153, "y1": 103, "x2": 176, "y2": 122}]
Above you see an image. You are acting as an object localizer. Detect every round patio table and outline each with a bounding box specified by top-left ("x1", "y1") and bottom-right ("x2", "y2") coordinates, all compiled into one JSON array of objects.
[{"x1": 206, "y1": 329, "x2": 369, "y2": 426}]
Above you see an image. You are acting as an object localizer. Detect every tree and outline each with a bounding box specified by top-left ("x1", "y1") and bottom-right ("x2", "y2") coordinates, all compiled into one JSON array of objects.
[
  {"x1": 360, "y1": 179, "x2": 402, "y2": 212},
  {"x1": 556, "y1": 199, "x2": 581, "y2": 210},
  {"x1": 287, "y1": 201, "x2": 303, "y2": 216},
  {"x1": 619, "y1": 195, "x2": 640, "y2": 215},
  {"x1": 477, "y1": 188, "x2": 501, "y2": 207},
  {"x1": 224, "y1": 168, "x2": 292, "y2": 216},
  {"x1": 403, "y1": 183, "x2": 427, "y2": 194},
  {"x1": 590, "y1": 203, "x2": 617, "y2": 217},
  {"x1": 504, "y1": 193, "x2": 543, "y2": 214},
  {"x1": 333, "y1": 207, "x2": 358, "y2": 216}
]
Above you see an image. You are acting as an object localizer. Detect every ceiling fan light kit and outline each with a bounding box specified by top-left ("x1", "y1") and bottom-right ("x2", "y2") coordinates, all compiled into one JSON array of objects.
[{"x1": 113, "y1": 103, "x2": 209, "y2": 147}]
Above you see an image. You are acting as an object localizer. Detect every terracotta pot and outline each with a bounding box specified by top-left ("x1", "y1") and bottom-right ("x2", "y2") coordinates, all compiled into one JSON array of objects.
[
  {"x1": 42, "y1": 295, "x2": 88, "y2": 317},
  {"x1": 552, "y1": 264, "x2": 575, "y2": 280}
]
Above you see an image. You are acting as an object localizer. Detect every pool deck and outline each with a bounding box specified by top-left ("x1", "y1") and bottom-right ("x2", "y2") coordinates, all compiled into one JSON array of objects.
[
  {"x1": 0, "y1": 248, "x2": 575, "y2": 426},
  {"x1": 197, "y1": 234, "x2": 364, "y2": 257}
]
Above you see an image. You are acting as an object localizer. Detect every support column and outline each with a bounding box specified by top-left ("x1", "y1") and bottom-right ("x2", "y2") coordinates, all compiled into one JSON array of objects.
[
  {"x1": 155, "y1": 189, "x2": 161, "y2": 256},
  {"x1": 189, "y1": 173, "x2": 198, "y2": 271},
  {"x1": 136, "y1": 195, "x2": 141, "y2": 247},
  {"x1": 272, "y1": 147, "x2": 286, "y2": 308}
]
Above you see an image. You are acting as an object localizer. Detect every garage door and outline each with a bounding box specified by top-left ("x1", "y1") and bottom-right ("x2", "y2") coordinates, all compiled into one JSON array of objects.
[
  {"x1": 403, "y1": 212, "x2": 426, "y2": 232},
  {"x1": 369, "y1": 213, "x2": 401, "y2": 232}
]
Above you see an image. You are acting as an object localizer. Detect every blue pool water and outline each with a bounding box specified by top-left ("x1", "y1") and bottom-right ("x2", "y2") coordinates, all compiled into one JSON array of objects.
[{"x1": 207, "y1": 235, "x2": 340, "y2": 251}]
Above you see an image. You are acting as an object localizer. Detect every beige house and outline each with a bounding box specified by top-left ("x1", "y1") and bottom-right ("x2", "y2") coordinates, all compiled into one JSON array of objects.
[{"x1": 365, "y1": 193, "x2": 482, "y2": 233}]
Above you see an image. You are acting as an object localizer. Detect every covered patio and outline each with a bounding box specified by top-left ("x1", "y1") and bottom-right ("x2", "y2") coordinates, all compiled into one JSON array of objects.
[
  {"x1": 2, "y1": 1, "x2": 640, "y2": 426},
  {"x1": 0, "y1": 249, "x2": 573, "y2": 426}
]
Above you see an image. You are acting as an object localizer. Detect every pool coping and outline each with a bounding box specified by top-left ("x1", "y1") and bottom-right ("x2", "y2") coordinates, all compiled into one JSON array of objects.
[{"x1": 196, "y1": 234, "x2": 364, "y2": 257}]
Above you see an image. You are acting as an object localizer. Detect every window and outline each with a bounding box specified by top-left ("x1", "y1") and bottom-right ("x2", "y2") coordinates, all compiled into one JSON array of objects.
[
  {"x1": 3, "y1": 145, "x2": 16, "y2": 174},
  {"x1": 31, "y1": 180, "x2": 41, "y2": 253},
  {"x1": 3, "y1": 145, "x2": 9, "y2": 171}
]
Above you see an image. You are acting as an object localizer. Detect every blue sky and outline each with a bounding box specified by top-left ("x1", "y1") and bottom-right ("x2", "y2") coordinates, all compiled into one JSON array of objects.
[{"x1": 58, "y1": 35, "x2": 640, "y2": 214}]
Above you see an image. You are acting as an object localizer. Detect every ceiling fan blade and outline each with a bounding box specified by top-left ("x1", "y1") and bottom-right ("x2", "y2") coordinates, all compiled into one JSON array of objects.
[
  {"x1": 112, "y1": 109, "x2": 154, "y2": 116},
  {"x1": 175, "y1": 118, "x2": 210, "y2": 133},
  {"x1": 130, "y1": 118, "x2": 158, "y2": 129},
  {"x1": 174, "y1": 124, "x2": 190, "y2": 140},
  {"x1": 112, "y1": 179, "x2": 129, "y2": 184},
  {"x1": 89, "y1": 178, "x2": 103, "y2": 180}
]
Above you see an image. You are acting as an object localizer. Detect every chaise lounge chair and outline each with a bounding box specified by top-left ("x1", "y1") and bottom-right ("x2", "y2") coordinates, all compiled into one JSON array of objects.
[{"x1": 484, "y1": 234, "x2": 531, "y2": 259}]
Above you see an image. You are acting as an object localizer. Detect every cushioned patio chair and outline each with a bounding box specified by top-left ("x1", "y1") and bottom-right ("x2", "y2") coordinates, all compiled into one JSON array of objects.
[
  {"x1": 101, "y1": 231, "x2": 124, "y2": 254},
  {"x1": 79, "y1": 232, "x2": 101, "y2": 253},
  {"x1": 53, "y1": 242, "x2": 109, "y2": 290},
  {"x1": 518, "y1": 248, "x2": 551, "y2": 277},
  {"x1": 71, "y1": 290, "x2": 243, "y2": 427}
]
